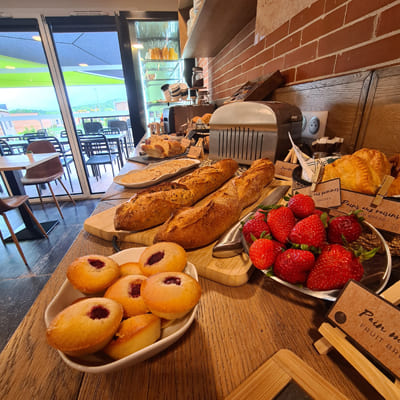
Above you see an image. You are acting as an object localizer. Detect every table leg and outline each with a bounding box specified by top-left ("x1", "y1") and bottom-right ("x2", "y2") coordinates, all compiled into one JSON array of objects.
[{"x1": 3, "y1": 170, "x2": 58, "y2": 241}]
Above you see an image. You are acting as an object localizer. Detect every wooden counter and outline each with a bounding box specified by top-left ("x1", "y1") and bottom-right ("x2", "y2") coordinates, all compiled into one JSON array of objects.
[{"x1": 0, "y1": 159, "x2": 384, "y2": 400}]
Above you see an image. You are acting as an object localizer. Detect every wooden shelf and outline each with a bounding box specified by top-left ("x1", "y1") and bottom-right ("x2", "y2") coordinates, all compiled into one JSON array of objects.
[{"x1": 180, "y1": 0, "x2": 257, "y2": 58}]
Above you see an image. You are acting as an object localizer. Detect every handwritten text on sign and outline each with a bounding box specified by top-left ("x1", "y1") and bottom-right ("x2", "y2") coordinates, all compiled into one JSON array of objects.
[
  {"x1": 333, "y1": 190, "x2": 400, "y2": 234},
  {"x1": 296, "y1": 179, "x2": 341, "y2": 208},
  {"x1": 328, "y1": 280, "x2": 400, "y2": 379}
]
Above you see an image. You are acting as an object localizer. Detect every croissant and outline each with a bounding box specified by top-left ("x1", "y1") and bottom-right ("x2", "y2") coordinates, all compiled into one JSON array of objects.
[{"x1": 322, "y1": 148, "x2": 397, "y2": 195}]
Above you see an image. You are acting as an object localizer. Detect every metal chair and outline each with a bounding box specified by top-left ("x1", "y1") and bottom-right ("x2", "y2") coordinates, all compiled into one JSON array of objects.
[
  {"x1": 77, "y1": 134, "x2": 120, "y2": 179},
  {"x1": 0, "y1": 195, "x2": 48, "y2": 266},
  {"x1": 108, "y1": 119, "x2": 134, "y2": 150},
  {"x1": 0, "y1": 139, "x2": 14, "y2": 155},
  {"x1": 27, "y1": 136, "x2": 75, "y2": 191},
  {"x1": 20, "y1": 140, "x2": 76, "y2": 219},
  {"x1": 83, "y1": 121, "x2": 103, "y2": 135}
]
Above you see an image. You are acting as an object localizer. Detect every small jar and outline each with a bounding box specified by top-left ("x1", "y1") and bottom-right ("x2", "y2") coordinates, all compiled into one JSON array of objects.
[{"x1": 192, "y1": 67, "x2": 203, "y2": 88}]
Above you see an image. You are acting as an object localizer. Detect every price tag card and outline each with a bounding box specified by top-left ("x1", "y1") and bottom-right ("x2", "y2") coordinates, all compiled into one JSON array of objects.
[
  {"x1": 187, "y1": 146, "x2": 203, "y2": 159},
  {"x1": 332, "y1": 190, "x2": 400, "y2": 234},
  {"x1": 328, "y1": 280, "x2": 400, "y2": 379},
  {"x1": 274, "y1": 161, "x2": 298, "y2": 179},
  {"x1": 295, "y1": 179, "x2": 341, "y2": 208}
]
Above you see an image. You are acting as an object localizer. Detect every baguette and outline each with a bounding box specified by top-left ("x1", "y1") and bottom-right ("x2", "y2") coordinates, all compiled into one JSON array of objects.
[
  {"x1": 114, "y1": 159, "x2": 238, "y2": 231},
  {"x1": 154, "y1": 158, "x2": 275, "y2": 249}
]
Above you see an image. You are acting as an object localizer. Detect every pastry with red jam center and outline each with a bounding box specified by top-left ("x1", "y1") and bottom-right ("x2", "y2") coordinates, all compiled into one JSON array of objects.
[
  {"x1": 67, "y1": 254, "x2": 120, "y2": 294},
  {"x1": 104, "y1": 274, "x2": 149, "y2": 317},
  {"x1": 139, "y1": 242, "x2": 187, "y2": 276},
  {"x1": 46, "y1": 297, "x2": 123, "y2": 357},
  {"x1": 141, "y1": 271, "x2": 201, "y2": 320}
]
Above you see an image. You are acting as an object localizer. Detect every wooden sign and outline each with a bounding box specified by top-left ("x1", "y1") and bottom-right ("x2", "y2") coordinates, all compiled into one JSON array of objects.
[
  {"x1": 328, "y1": 280, "x2": 400, "y2": 379},
  {"x1": 274, "y1": 160, "x2": 297, "y2": 179},
  {"x1": 187, "y1": 146, "x2": 203, "y2": 159},
  {"x1": 296, "y1": 179, "x2": 341, "y2": 208},
  {"x1": 332, "y1": 190, "x2": 400, "y2": 234}
]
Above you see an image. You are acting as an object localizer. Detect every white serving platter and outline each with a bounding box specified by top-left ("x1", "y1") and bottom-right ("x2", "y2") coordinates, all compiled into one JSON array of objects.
[
  {"x1": 44, "y1": 247, "x2": 199, "y2": 373},
  {"x1": 113, "y1": 158, "x2": 200, "y2": 188}
]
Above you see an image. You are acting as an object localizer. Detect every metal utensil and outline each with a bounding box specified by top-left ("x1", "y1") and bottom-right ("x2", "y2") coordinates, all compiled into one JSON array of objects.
[{"x1": 212, "y1": 185, "x2": 290, "y2": 258}]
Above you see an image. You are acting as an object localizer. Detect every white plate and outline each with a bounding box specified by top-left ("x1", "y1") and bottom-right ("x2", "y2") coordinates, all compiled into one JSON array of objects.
[
  {"x1": 114, "y1": 158, "x2": 199, "y2": 188},
  {"x1": 44, "y1": 247, "x2": 199, "y2": 373}
]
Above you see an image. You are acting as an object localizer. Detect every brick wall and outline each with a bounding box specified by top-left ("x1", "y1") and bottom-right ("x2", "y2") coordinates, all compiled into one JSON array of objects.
[{"x1": 205, "y1": 0, "x2": 400, "y2": 102}]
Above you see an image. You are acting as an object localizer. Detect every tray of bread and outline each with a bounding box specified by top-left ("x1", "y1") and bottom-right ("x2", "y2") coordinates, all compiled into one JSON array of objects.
[
  {"x1": 85, "y1": 158, "x2": 281, "y2": 286},
  {"x1": 44, "y1": 244, "x2": 201, "y2": 373},
  {"x1": 114, "y1": 158, "x2": 200, "y2": 188},
  {"x1": 140, "y1": 134, "x2": 188, "y2": 159}
]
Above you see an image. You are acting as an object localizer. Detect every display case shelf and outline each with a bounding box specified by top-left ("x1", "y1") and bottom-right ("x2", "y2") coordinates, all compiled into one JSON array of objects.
[{"x1": 179, "y1": 0, "x2": 257, "y2": 58}]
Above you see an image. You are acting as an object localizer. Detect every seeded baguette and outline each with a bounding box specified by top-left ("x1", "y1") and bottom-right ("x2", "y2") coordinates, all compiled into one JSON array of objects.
[
  {"x1": 114, "y1": 159, "x2": 238, "y2": 231},
  {"x1": 154, "y1": 158, "x2": 275, "y2": 249}
]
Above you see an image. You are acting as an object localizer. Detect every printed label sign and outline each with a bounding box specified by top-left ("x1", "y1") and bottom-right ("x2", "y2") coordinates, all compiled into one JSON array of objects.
[
  {"x1": 328, "y1": 281, "x2": 400, "y2": 379},
  {"x1": 333, "y1": 190, "x2": 400, "y2": 234},
  {"x1": 296, "y1": 179, "x2": 341, "y2": 208},
  {"x1": 274, "y1": 161, "x2": 298, "y2": 179}
]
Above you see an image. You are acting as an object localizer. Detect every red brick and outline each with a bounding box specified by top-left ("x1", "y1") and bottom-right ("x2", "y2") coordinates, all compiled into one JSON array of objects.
[
  {"x1": 246, "y1": 66, "x2": 264, "y2": 81},
  {"x1": 254, "y1": 47, "x2": 274, "y2": 66},
  {"x1": 290, "y1": 0, "x2": 325, "y2": 33},
  {"x1": 225, "y1": 65, "x2": 243, "y2": 82},
  {"x1": 302, "y1": 6, "x2": 346, "y2": 45},
  {"x1": 280, "y1": 68, "x2": 296, "y2": 83},
  {"x1": 265, "y1": 22, "x2": 289, "y2": 47},
  {"x1": 319, "y1": 16, "x2": 375, "y2": 56},
  {"x1": 335, "y1": 32, "x2": 400, "y2": 73},
  {"x1": 296, "y1": 55, "x2": 336, "y2": 81},
  {"x1": 275, "y1": 31, "x2": 301, "y2": 55},
  {"x1": 263, "y1": 56, "x2": 285, "y2": 75},
  {"x1": 325, "y1": 0, "x2": 348, "y2": 13},
  {"x1": 284, "y1": 42, "x2": 317, "y2": 68},
  {"x1": 346, "y1": 0, "x2": 394, "y2": 23},
  {"x1": 247, "y1": 37, "x2": 266, "y2": 59},
  {"x1": 376, "y1": 3, "x2": 400, "y2": 36}
]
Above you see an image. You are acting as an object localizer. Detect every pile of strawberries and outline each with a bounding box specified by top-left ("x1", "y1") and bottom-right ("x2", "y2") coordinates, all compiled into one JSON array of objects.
[{"x1": 242, "y1": 193, "x2": 377, "y2": 291}]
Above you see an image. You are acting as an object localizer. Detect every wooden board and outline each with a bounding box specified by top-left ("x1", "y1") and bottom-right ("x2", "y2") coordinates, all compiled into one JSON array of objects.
[
  {"x1": 84, "y1": 180, "x2": 289, "y2": 286},
  {"x1": 225, "y1": 349, "x2": 349, "y2": 399}
]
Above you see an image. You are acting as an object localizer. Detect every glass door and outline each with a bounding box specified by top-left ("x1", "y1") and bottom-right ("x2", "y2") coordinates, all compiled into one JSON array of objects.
[
  {"x1": 46, "y1": 16, "x2": 132, "y2": 194},
  {"x1": 0, "y1": 18, "x2": 82, "y2": 197}
]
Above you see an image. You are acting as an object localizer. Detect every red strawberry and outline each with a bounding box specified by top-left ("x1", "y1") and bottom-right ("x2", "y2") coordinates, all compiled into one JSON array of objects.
[
  {"x1": 253, "y1": 208, "x2": 267, "y2": 221},
  {"x1": 306, "y1": 244, "x2": 364, "y2": 291},
  {"x1": 249, "y1": 238, "x2": 283, "y2": 270},
  {"x1": 289, "y1": 214, "x2": 326, "y2": 248},
  {"x1": 242, "y1": 218, "x2": 270, "y2": 244},
  {"x1": 273, "y1": 249, "x2": 315, "y2": 284},
  {"x1": 288, "y1": 193, "x2": 315, "y2": 218},
  {"x1": 328, "y1": 212, "x2": 363, "y2": 244},
  {"x1": 266, "y1": 206, "x2": 295, "y2": 243}
]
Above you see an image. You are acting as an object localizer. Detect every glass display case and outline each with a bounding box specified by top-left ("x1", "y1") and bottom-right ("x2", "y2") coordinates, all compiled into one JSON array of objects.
[{"x1": 131, "y1": 20, "x2": 185, "y2": 126}]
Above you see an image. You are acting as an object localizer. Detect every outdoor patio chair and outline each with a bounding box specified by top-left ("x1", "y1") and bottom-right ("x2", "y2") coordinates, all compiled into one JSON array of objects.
[
  {"x1": 108, "y1": 119, "x2": 134, "y2": 149},
  {"x1": 0, "y1": 195, "x2": 48, "y2": 267},
  {"x1": 77, "y1": 134, "x2": 120, "y2": 180},
  {"x1": 0, "y1": 139, "x2": 14, "y2": 155},
  {"x1": 83, "y1": 121, "x2": 103, "y2": 135},
  {"x1": 27, "y1": 136, "x2": 75, "y2": 191},
  {"x1": 20, "y1": 140, "x2": 76, "y2": 219}
]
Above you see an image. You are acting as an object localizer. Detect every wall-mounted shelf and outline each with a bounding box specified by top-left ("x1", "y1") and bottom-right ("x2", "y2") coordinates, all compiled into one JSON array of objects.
[{"x1": 179, "y1": 0, "x2": 257, "y2": 58}]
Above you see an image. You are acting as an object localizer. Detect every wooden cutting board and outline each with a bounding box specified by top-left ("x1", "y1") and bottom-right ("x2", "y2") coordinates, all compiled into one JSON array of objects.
[
  {"x1": 225, "y1": 349, "x2": 349, "y2": 399},
  {"x1": 84, "y1": 181, "x2": 289, "y2": 286}
]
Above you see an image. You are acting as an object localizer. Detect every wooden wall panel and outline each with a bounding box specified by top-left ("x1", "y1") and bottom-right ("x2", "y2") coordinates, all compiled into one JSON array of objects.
[
  {"x1": 356, "y1": 65, "x2": 400, "y2": 157},
  {"x1": 271, "y1": 71, "x2": 372, "y2": 154}
]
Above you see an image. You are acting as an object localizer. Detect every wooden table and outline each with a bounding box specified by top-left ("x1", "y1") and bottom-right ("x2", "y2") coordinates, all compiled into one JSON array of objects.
[
  {"x1": 0, "y1": 159, "x2": 385, "y2": 400},
  {"x1": 0, "y1": 153, "x2": 60, "y2": 240}
]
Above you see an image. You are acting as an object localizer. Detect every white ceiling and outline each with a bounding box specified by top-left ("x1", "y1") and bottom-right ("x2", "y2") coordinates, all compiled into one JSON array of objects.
[{"x1": 0, "y1": 0, "x2": 178, "y2": 18}]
